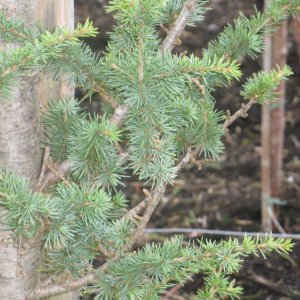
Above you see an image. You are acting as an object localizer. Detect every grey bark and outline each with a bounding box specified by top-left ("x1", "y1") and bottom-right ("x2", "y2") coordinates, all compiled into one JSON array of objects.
[{"x1": 0, "y1": 1, "x2": 41, "y2": 299}]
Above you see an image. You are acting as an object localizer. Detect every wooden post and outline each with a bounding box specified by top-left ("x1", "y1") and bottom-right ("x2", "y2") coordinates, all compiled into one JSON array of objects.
[
  {"x1": 261, "y1": 0, "x2": 273, "y2": 231},
  {"x1": 291, "y1": 17, "x2": 300, "y2": 64},
  {"x1": 36, "y1": 0, "x2": 74, "y2": 108},
  {"x1": 271, "y1": 21, "x2": 288, "y2": 205},
  {"x1": 36, "y1": 2, "x2": 77, "y2": 300},
  {"x1": 261, "y1": 1, "x2": 288, "y2": 231}
]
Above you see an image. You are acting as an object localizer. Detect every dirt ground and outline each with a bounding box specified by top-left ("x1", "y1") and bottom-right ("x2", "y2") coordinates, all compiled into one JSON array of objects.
[{"x1": 75, "y1": 1, "x2": 300, "y2": 299}]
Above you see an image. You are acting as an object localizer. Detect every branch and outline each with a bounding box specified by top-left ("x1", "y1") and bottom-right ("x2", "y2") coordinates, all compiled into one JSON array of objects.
[
  {"x1": 108, "y1": 104, "x2": 129, "y2": 126},
  {"x1": 37, "y1": 159, "x2": 73, "y2": 191},
  {"x1": 129, "y1": 187, "x2": 166, "y2": 245},
  {"x1": 126, "y1": 147, "x2": 195, "y2": 220},
  {"x1": 94, "y1": 84, "x2": 119, "y2": 109},
  {"x1": 222, "y1": 98, "x2": 257, "y2": 129},
  {"x1": 143, "y1": 228, "x2": 300, "y2": 239},
  {"x1": 28, "y1": 273, "x2": 96, "y2": 300},
  {"x1": 160, "y1": 0, "x2": 197, "y2": 54}
]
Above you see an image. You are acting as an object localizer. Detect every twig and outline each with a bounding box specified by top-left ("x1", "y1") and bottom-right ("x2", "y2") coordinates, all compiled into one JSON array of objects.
[
  {"x1": 267, "y1": 207, "x2": 286, "y2": 235},
  {"x1": 109, "y1": 104, "x2": 129, "y2": 126},
  {"x1": 28, "y1": 273, "x2": 96, "y2": 299},
  {"x1": 97, "y1": 244, "x2": 115, "y2": 258},
  {"x1": 160, "y1": 0, "x2": 197, "y2": 54},
  {"x1": 38, "y1": 160, "x2": 73, "y2": 191},
  {"x1": 191, "y1": 77, "x2": 205, "y2": 95},
  {"x1": 126, "y1": 148, "x2": 195, "y2": 220},
  {"x1": 36, "y1": 146, "x2": 50, "y2": 189},
  {"x1": 223, "y1": 98, "x2": 257, "y2": 129},
  {"x1": 247, "y1": 272, "x2": 292, "y2": 296},
  {"x1": 174, "y1": 147, "x2": 194, "y2": 172},
  {"x1": 94, "y1": 84, "x2": 118, "y2": 109},
  {"x1": 159, "y1": 24, "x2": 182, "y2": 47}
]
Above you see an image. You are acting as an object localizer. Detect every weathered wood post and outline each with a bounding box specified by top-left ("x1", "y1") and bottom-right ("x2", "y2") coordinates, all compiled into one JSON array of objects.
[{"x1": 261, "y1": 0, "x2": 288, "y2": 231}]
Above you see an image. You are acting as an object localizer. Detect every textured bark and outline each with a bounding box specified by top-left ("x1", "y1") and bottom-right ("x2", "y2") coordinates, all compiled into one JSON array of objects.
[
  {"x1": 0, "y1": 2, "x2": 40, "y2": 185},
  {"x1": 0, "y1": 230, "x2": 41, "y2": 300},
  {"x1": 0, "y1": 80, "x2": 41, "y2": 185},
  {"x1": 0, "y1": 2, "x2": 41, "y2": 299}
]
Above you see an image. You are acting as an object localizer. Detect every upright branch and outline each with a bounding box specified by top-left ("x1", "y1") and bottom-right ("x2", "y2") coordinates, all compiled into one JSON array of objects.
[{"x1": 160, "y1": 0, "x2": 197, "y2": 54}]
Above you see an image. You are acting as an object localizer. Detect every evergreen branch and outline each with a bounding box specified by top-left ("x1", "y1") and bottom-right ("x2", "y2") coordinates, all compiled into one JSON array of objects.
[
  {"x1": 224, "y1": 65, "x2": 292, "y2": 129},
  {"x1": 31, "y1": 148, "x2": 197, "y2": 298},
  {"x1": 0, "y1": 11, "x2": 33, "y2": 42},
  {"x1": 160, "y1": 0, "x2": 197, "y2": 54}
]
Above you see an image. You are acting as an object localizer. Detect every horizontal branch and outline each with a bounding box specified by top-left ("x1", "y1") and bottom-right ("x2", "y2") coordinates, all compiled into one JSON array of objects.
[{"x1": 28, "y1": 273, "x2": 95, "y2": 299}]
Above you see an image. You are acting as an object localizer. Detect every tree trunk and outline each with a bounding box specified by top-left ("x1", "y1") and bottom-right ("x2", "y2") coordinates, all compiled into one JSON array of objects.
[{"x1": 0, "y1": 1, "x2": 42, "y2": 299}]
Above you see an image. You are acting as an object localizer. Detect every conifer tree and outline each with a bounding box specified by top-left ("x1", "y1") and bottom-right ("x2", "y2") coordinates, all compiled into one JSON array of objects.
[{"x1": 0, "y1": 0, "x2": 299, "y2": 299}]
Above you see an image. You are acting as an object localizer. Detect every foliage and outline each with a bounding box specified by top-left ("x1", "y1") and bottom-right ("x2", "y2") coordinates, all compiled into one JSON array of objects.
[{"x1": 0, "y1": 0, "x2": 299, "y2": 299}]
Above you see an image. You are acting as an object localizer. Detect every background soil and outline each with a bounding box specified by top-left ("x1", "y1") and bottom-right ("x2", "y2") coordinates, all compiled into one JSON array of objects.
[{"x1": 75, "y1": 1, "x2": 300, "y2": 299}]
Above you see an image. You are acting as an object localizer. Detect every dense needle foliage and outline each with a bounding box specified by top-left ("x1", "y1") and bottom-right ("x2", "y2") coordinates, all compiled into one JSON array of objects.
[{"x1": 0, "y1": 0, "x2": 299, "y2": 299}]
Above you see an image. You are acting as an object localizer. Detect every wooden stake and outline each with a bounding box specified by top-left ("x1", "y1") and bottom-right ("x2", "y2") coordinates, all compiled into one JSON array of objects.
[
  {"x1": 36, "y1": 0, "x2": 74, "y2": 108},
  {"x1": 271, "y1": 21, "x2": 288, "y2": 206},
  {"x1": 261, "y1": 0, "x2": 272, "y2": 231},
  {"x1": 36, "y1": 2, "x2": 77, "y2": 300}
]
